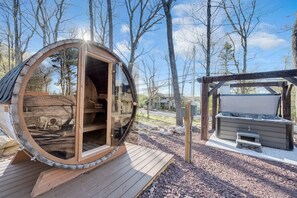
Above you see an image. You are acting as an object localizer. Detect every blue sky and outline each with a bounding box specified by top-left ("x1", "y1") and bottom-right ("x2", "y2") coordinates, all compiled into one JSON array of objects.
[{"x1": 27, "y1": 0, "x2": 297, "y2": 96}]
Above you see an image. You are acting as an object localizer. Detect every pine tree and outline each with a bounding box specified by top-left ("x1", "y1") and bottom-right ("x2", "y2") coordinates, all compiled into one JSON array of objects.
[{"x1": 218, "y1": 42, "x2": 234, "y2": 75}]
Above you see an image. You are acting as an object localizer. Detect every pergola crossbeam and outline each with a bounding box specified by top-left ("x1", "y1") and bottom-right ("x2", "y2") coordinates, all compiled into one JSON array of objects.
[
  {"x1": 230, "y1": 81, "x2": 287, "y2": 88},
  {"x1": 264, "y1": 86, "x2": 277, "y2": 94},
  {"x1": 208, "y1": 82, "x2": 225, "y2": 97},
  {"x1": 283, "y1": 77, "x2": 297, "y2": 86},
  {"x1": 197, "y1": 69, "x2": 297, "y2": 83}
]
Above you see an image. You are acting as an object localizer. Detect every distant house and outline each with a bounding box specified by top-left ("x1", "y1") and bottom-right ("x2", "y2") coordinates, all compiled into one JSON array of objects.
[{"x1": 151, "y1": 93, "x2": 184, "y2": 110}]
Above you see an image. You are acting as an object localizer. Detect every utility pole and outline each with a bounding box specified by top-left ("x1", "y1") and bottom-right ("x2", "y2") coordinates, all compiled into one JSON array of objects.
[
  {"x1": 284, "y1": 55, "x2": 290, "y2": 70},
  {"x1": 192, "y1": 45, "x2": 196, "y2": 104}
]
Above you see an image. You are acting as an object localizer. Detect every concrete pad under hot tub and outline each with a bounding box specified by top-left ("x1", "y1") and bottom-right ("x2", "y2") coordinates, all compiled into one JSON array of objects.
[{"x1": 206, "y1": 133, "x2": 297, "y2": 166}]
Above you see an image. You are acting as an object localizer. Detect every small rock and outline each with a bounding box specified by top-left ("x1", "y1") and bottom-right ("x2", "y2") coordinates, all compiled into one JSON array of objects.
[
  {"x1": 160, "y1": 129, "x2": 173, "y2": 135},
  {"x1": 0, "y1": 149, "x2": 4, "y2": 156},
  {"x1": 168, "y1": 126, "x2": 175, "y2": 130},
  {"x1": 191, "y1": 126, "x2": 200, "y2": 133},
  {"x1": 2, "y1": 145, "x2": 19, "y2": 156},
  {"x1": 168, "y1": 129, "x2": 175, "y2": 134},
  {"x1": 174, "y1": 126, "x2": 185, "y2": 135}
]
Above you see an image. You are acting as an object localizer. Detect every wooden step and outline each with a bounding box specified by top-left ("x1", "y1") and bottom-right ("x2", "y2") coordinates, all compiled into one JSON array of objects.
[
  {"x1": 84, "y1": 109, "x2": 105, "y2": 114},
  {"x1": 83, "y1": 123, "x2": 106, "y2": 133},
  {"x1": 237, "y1": 132, "x2": 260, "y2": 139},
  {"x1": 236, "y1": 139, "x2": 261, "y2": 147}
]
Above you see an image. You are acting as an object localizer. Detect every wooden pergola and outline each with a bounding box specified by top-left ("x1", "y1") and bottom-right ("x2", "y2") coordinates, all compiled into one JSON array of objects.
[{"x1": 197, "y1": 69, "x2": 297, "y2": 141}]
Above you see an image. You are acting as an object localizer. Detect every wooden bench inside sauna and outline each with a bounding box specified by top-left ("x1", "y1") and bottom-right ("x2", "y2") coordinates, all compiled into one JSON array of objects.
[{"x1": 0, "y1": 39, "x2": 137, "y2": 169}]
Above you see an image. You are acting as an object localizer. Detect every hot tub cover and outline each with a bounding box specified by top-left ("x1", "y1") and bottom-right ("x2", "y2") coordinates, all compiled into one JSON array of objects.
[{"x1": 220, "y1": 94, "x2": 280, "y2": 115}]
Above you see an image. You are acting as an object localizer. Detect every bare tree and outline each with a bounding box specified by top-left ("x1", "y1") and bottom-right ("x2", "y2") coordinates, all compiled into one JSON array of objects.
[
  {"x1": 293, "y1": 13, "x2": 297, "y2": 68},
  {"x1": 222, "y1": 0, "x2": 259, "y2": 74},
  {"x1": 0, "y1": 0, "x2": 35, "y2": 66},
  {"x1": 292, "y1": 13, "x2": 297, "y2": 120},
  {"x1": 162, "y1": 54, "x2": 172, "y2": 109},
  {"x1": 141, "y1": 56, "x2": 165, "y2": 119},
  {"x1": 164, "y1": 53, "x2": 191, "y2": 98},
  {"x1": 89, "y1": 0, "x2": 115, "y2": 48},
  {"x1": 162, "y1": 0, "x2": 183, "y2": 126},
  {"x1": 13, "y1": 0, "x2": 21, "y2": 65},
  {"x1": 34, "y1": 0, "x2": 68, "y2": 46},
  {"x1": 89, "y1": 0, "x2": 94, "y2": 41},
  {"x1": 107, "y1": 0, "x2": 113, "y2": 50},
  {"x1": 186, "y1": 0, "x2": 223, "y2": 76},
  {"x1": 206, "y1": 0, "x2": 211, "y2": 76},
  {"x1": 124, "y1": 0, "x2": 163, "y2": 73},
  {"x1": 67, "y1": 26, "x2": 79, "y2": 39},
  {"x1": 181, "y1": 53, "x2": 192, "y2": 97},
  {"x1": 52, "y1": 0, "x2": 66, "y2": 42},
  {"x1": 2, "y1": 13, "x2": 13, "y2": 71},
  {"x1": 93, "y1": 0, "x2": 108, "y2": 45}
]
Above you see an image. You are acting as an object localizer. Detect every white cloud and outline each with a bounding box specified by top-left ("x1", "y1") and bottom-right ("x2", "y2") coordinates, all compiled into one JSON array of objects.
[
  {"x1": 172, "y1": 3, "x2": 193, "y2": 17},
  {"x1": 172, "y1": 17, "x2": 194, "y2": 25},
  {"x1": 171, "y1": 1, "x2": 226, "y2": 60},
  {"x1": 173, "y1": 23, "x2": 226, "y2": 60},
  {"x1": 228, "y1": 31, "x2": 286, "y2": 50},
  {"x1": 249, "y1": 32, "x2": 285, "y2": 49},
  {"x1": 115, "y1": 40, "x2": 130, "y2": 55},
  {"x1": 120, "y1": 24, "x2": 130, "y2": 33},
  {"x1": 173, "y1": 25, "x2": 203, "y2": 56},
  {"x1": 256, "y1": 22, "x2": 277, "y2": 32}
]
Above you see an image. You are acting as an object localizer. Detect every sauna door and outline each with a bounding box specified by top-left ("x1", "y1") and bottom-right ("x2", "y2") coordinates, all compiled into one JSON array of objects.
[{"x1": 79, "y1": 50, "x2": 112, "y2": 159}]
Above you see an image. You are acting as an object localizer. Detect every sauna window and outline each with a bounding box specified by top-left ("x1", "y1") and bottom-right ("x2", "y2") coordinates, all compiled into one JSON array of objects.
[
  {"x1": 23, "y1": 47, "x2": 79, "y2": 160},
  {"x1": 112, "y1": 64, "x2": 133, "y2": 144},
  {"x1": 82, "y1": 56, "x2": 108, "y2": 152}
]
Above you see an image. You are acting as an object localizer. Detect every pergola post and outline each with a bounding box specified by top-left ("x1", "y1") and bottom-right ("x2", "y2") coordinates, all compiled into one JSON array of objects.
[
  {"x1": 212, "y1": 90, "x2": 218, "y2": 130},
  {"x1": 200, "y1": 77, "x2": 209, "y2": 140},
  {"x1": 282, "y1": 84, "x2": 293, "y2": 120}
]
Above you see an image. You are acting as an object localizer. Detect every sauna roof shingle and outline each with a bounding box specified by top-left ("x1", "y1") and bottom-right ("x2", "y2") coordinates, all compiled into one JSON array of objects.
[{"x1": 0, "y1": 61, "x2": 27, "y2": 103}]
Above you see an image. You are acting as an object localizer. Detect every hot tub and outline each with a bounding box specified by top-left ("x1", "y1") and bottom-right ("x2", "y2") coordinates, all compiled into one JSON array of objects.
[{"x1": 215, "y1": 94, "x2": 294, "y2": 150}]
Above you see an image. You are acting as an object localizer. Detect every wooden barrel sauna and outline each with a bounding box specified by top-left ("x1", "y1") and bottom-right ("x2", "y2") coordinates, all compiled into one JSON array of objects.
[{"x1": 0, "y1": 39, "x2": 137, "y2": 169}]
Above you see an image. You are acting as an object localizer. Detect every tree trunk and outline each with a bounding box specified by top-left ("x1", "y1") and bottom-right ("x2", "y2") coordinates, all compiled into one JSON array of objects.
[
  {"x1": 13, "y1": 0, "x2": 21, "y2": 65},
  {"x1": 128, "y1": 46, "x2": 136, "y2": 73},
  {"x1": 242, "y1": 37, "x2": 248, "y2": 94},
  {"x1": 292, "y1": 13, "x2": 297, "y2": 121},
  {"x1": 243, "y1": 36, "x2": 247, "y2": 74},
  {"x1": 10, "y1": 35, "x2": 14, "y2": 69},
  {"x1": 107, "y1": 0, "x2": 113, "y2": 51},
  {"x1": 162, "y1": 0, "x2": 183, "y2": 126},
  {"x1": 293, "y1": 14, "x2": 297, "y2": 67},
  {"x1": 89, "y1": 0, "x2": 94, "y2": 41},
  {"x1": 7, "y1": 21, "x2": 11, "y2": 72},
  {"x1": 206, "y1": 0, "x2": 211, "y2": 76},
  {"x1": 147, "y1": 98, "x2": 150, "y2": 119},
  {"x1": 42, "y1": 29, "x2": 47, "y2": 47}
]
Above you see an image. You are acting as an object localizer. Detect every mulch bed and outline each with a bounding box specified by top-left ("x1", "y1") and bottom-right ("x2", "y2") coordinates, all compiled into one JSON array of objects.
[{"x1": 126, "y1": 131, "x2": 297, "y2": 198}]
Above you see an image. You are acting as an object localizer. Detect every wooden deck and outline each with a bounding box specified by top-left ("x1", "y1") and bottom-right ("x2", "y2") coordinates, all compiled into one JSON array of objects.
[{"x1": 0, "y1": 143, "x2": 173, "y2": 198}]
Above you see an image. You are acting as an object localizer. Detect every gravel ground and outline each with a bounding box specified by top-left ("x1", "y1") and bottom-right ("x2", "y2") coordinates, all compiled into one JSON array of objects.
[{"x1": 126, "y1": 131, "x2": 297, "y2": 198}]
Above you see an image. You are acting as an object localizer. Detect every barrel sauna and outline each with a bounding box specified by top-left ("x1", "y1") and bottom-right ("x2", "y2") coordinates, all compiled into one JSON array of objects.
[{"x1": 0, "y1": 39, "x2": 137, "y2": 169}]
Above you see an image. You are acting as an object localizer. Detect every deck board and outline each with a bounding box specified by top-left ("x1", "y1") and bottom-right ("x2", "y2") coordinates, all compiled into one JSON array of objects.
[
  {"x1": 87, "y1": 149, "x2": 164, "y2": 197},
  {"x1": 0, "y1": 143, "x2": 173, "y2": 198}
]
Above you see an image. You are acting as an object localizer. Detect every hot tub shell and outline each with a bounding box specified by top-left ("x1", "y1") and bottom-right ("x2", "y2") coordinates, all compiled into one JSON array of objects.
[
  {"x1": 216, "y1": 94, "x2": 294, "y2": 151},
  {"x1": 216, "y1": 113, "x2": 294, "y2": 150}
]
